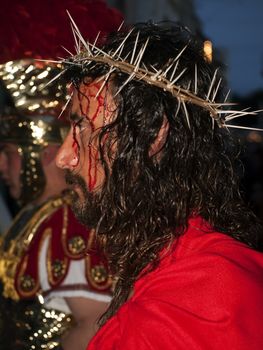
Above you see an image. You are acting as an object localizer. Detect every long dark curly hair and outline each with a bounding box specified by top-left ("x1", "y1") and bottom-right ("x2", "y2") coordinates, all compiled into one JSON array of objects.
[{"x1": 65, "y1": 22, "x2": 262, "y2": 324}]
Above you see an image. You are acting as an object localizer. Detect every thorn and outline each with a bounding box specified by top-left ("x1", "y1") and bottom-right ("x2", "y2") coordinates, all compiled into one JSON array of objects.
[
  {"x1": 224, "y1": 89, "x2": 231, "y2": 103},
  {"x1": 95, "y1": 78, "x2": 108, "y2": 99},
  {"x1": 211, "y1": 78, "x2": 222, "y2": 102},
  {"x1": 174, "y1": 45, "x2": 188, "y2": 62},
  {"x1": 36, "y1": 58, "x2": 62, "y2": 64},
  {"x1": 61, "y1": 46, "x2": 74, "y2": 57},
  {"x1": 212, "y1": 117, "x2": 215, "y2": 130},
  {"x1": 168, "y1": 68, "x2": 187, "y2": 86},
  {"x1": 182, "y1": 101, "x2": 190, "y2": 128},
  {"x1": 58, "y1": 91, "x2": 73, "y2": 119},
  {"x1": 170, "y1": 60, "x2": 179, "y2": 81},
  {"x1": 138, "y1": 72, "x2": 148, "y2": 81},
  {"x1": 174, "y1": 99, "x2": 181, "y2": 118},
  {"x1": 117, "y1": 21, "x2": 125, "y2": 32},
  {"x1": 224, "y1": 108, "x2": 259, "y2": 121},
  {"x1": 163, "y1": 59, "x2": 177, "y2": 77},
  {"x1": 114, "y1": 72, "x2": 136, "y2": 96},
  {"x1": 150, "y1": 69, "x2": 163, "y2": 81},
  {"x1": 207, "y1": 68, "x2": 218, "y2": 100},
  {"x1": 70, "y1": 23, "x2": 80, "y2": 54},
  {"x1": 67, "y1": 10, "x2": 91, "y2": 55},
  {"x1": 150, "y1": 65, "x2": 158, "y2": 73},
  {"x1": 225, "y1": 125, "x2": 263, "y2": 132},
  {"x1": 92, "y1": 31, "x2": 101, "y2": 49},
  {"x1": 194, "y1": 64, "x2": 198, "y2": 94},
  {"x1": 112, "y1": 28, "x2": 134, "y2": 58},
  {"x1": 41, "y1": 68, "x2": 68, "y2": 90},
  {"x1": 95, "y1": 67, "x2": 116, "y2": 98},
  {"x1": 117, "y1": 44, "x2": 125, "y2": 60},
  {"x1": 134, "y1": 38, "x2": 149, "y2": 72},
  {"x1": 89, "y1": 46, "x2": 111, "y2": 58},
  {"x1": 130, "y1": 31, "x2": 140, "y2": 64}
]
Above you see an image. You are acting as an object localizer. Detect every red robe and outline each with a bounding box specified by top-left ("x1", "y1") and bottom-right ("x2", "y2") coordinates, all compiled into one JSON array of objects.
[{"x1": 88, "y1": 216, "x2": 263, "y2": 349}]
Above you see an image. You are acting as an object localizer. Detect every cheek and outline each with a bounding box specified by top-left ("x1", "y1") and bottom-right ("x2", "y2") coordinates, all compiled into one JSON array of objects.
[
  {"x1": 12, "y1": 157, "x2": 22, "y2": 181},
  {"x1": 81, "y1": 138, "x2": 102, "y2": 192},
  {"x1": 7, "y1": 154, "x2": 21, "y2": 174}
]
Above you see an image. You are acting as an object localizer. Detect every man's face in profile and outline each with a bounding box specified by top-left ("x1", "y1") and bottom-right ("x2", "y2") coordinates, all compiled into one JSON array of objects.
[
  {"x1": 56, "y1": 79, "x2": 116, "y2": 228},
  {"x1": 0, "y1": 142, "x2": 22, "y2": 200}
]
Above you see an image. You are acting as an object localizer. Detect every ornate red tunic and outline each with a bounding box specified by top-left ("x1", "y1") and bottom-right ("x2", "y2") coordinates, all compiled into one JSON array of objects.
[{"x1": 0, "y1": 192, "x2": 112, "y2": 306}]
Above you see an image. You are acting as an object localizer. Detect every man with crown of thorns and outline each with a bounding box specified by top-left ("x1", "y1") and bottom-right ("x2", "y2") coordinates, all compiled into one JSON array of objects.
[
  {"x1": 0, "y1": 1, "x2": 123, "y2": 349},
  {"x1": 55, "y1": 21, "x2": 263, "y2": 349}
]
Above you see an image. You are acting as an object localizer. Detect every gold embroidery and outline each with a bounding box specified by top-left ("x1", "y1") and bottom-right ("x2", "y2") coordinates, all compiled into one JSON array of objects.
[
  {"x1": 91, "y1": 265, "x2": 108, "y2": 284},
  {"x1": 19, "y1": 274, "x2": 36, "y2": 292},
  {"x1": 46, "y1": 227, "x2": 68, "y2": 286},
  {"x1": 68, "y1": 236, "x2": 86, "y2": 255},
  {"x1": 52, "y1": 259, "x2": 67, "y2": 279},
  {"x1": 85, "y1": 230, "x2": 112, "y2": 290},
  {"x1": 0, "y1": 193, "x2": 72, "y2": 300}
]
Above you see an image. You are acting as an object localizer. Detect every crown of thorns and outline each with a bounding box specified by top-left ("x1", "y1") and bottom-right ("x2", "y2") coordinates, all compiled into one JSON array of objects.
[{"x1": 46, "y1": 13, "x2": 262, "y2": 132}]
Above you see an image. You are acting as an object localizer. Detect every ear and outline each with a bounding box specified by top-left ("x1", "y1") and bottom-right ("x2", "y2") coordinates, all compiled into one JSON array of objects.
[
  {"x1": 149, "y1": 117, "x2": 169, "y2": 158},
  {"x1": 41, "y1": 144, "x2": 60, "y2": 166}
]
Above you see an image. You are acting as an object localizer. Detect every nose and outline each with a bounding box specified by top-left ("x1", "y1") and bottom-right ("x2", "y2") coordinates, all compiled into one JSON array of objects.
[{"x1": 56, "y1": 129, "x2": 79, "y2": 170}]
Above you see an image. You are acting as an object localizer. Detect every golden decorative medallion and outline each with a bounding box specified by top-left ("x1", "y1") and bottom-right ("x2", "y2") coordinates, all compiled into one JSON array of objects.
[
  {"x1": 91, "y1": 265, "x2": 108, "y2": 284},
  {"x1": 68, "y1": 235, "x2": 86, "y2": 255},
  {"x1": 51, "y1": 259, "x2": 66, "y2": 278},
  {"x1": 20, "y1": 274, "x2": 36, "y2": 292}
]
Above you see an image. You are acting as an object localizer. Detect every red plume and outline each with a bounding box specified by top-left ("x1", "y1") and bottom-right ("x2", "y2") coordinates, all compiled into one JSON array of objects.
[{"x1": 0, "y1": 0, "x2": 123, "y2": 63}]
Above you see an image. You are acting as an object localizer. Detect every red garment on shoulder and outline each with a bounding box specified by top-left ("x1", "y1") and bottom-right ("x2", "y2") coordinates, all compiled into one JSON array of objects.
[{"x1": 87, "y1": 216, "x2": 263, "y2": 350}]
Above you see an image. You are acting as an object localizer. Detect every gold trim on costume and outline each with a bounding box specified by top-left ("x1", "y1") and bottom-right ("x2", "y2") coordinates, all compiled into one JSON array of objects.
[
  {"x1": 85, "y1": 229, "x2": 112, "y2": 290},
  {"x1": 0, "y1": 194, "x2": 71, "y2": 300}
]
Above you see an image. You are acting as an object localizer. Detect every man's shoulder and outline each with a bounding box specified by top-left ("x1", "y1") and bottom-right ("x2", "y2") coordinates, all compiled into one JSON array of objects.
[{"x1": 135, "y1": 216, "x2": 263, "y2": 300}]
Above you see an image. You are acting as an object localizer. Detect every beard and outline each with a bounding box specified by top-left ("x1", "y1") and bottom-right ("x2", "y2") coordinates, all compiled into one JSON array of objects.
[{"x1": 65, "y1": 170, "x2": 105, "y2": 230}]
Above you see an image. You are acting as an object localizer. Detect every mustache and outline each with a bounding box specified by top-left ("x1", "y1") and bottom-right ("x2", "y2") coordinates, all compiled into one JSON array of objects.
[{"x1": 65, "y1": 170, "x2": 85, "y2": 187}]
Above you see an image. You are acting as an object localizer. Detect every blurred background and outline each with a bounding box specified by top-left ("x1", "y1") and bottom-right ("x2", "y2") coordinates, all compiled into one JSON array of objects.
[
  {"x1": 108, "y1": 0, "x2": 263, "y2": 220},
  {"x1": 0, "y1": 0, "x2": 262, "y2": 229}
]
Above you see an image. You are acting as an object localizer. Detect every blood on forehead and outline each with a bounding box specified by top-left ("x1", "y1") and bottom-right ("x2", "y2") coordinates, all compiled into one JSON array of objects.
[
  {"x1": 70, "y1": 80, "x2": 117, "y2": 181},
  {"x1": 74, "y1": 80, "x2": 116, "y2": 130}
]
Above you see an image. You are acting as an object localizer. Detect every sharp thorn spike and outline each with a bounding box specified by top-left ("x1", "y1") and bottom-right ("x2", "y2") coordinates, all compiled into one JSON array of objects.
[
  {"x1": 92, "y1": 31, "x2": 101, "y2": 48},
  {"x1": 170, "y1": 60, "x2": 179, "y2": 81},
  {"x1": 207, "y1": 68, "x2": 219, "y2": 100},
  {"x1": 168, "y1": 68, "x2": 187, "y2": 86},
  {"x1": 212, "y1": 78, "x2": 222, "y2": 102},
  {"x1": 112, "y1": 29, "x2": 134, "y2": 58},
  {"x1": 174, "y1": 45, "x2": 188, "y2": 61},
  {"x1": 95, "y1": 78, "x2": 108, "y2": 99},
  {"x1": 41, "y1": 68, "x2": 67, "y2": 90},
  {"x1": 224, "y1": 89, "x2": 231, "y2": 103},
  {"x1": 130, "y1": 31, "x2": 140, "y2": 64},
  {"x1": 58, "y1": 91, "x2": 73, "y2": 119},
  {"x1": 61, "y1": 46, "x2": 74, "y2": 56},
  {"x1": 225, "y1": 125, "x2": 263, "y2": 132},
  {"x1": 182, "y1": 101, "x2": 191, "y2": 129},
  {"x1": 117, "y1": 21, "x2": 125, "y2": 32},
  {"x1": 194, "y1": 64, "x2": 198, "y2": 94}
]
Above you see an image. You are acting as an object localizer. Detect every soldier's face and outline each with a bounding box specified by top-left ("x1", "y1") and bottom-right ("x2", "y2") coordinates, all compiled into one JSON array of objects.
[{"x1": 0, "y1": 143, "x2": 22, "y2": 199}]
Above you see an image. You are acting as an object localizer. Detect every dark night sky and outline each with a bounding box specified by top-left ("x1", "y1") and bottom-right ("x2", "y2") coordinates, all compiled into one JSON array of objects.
[{"x1": 196, "y1": 0, "x2": 263, "y2": 96}]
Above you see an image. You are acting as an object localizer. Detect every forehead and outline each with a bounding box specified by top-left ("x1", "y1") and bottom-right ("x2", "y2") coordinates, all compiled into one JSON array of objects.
[{"x1": 71, "y1": 79, "x2": 115, "y2": 127}]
